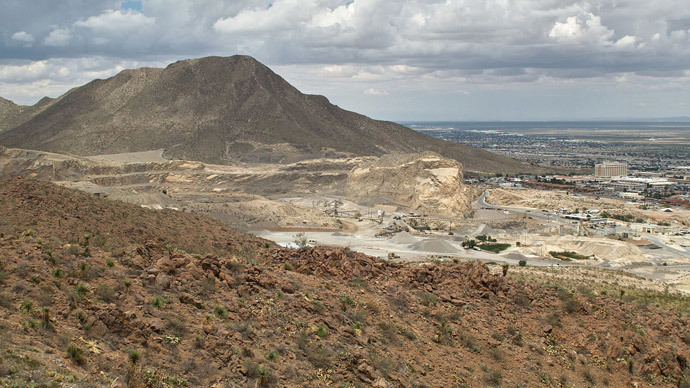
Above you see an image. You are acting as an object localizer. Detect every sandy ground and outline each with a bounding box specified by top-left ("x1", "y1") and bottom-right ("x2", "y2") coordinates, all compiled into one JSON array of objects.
[{"x1": 86, "y1": 149, "x2": 168, "y2": 163}]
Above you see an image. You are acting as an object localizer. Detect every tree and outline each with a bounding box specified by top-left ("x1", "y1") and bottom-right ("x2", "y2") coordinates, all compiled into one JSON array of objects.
[{"x1": 293, "y1": 233, "x2": 308, "y2": 249}]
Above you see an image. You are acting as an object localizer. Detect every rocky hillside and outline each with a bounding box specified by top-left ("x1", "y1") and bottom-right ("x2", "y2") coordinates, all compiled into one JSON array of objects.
[
  {"x1": 0, "y1": 96, "x2": 56, "y2": 132},
  {"x1": 0, "y1": 56, "x2": 525, "y2": 174},
  {"x1": 0, "y1": 176, "x2": 266, "y2": 255},
  {"x1": 0, "y1": 178, "x2": 689, "y2": 387},
  {"x1": 346, "y1": 152, "x2": 474, "y2": 217}
]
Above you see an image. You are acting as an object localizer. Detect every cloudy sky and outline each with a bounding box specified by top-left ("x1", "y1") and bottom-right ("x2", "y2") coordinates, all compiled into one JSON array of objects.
[{"x1": 2, "y1": 0, "x2": 690, "y2": 121}]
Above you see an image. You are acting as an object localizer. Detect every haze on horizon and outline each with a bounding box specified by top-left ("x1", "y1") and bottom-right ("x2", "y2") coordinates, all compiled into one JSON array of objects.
[{"x1": 2, "y1": 0, "x2": 690, "y2": 122}]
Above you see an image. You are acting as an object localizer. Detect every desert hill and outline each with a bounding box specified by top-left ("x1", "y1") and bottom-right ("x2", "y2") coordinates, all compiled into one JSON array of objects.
[
  {"x1": 0, "y1": 178, "x2": 689, "y2": 387},
  {"x1": 0, "y1": 176, "x2": 267, "y2": 255},
  {"x1": 0, "y1": 96, "x2": 56, "y2": 132},
  {"x1": 0, "y1": 56, "x2": 523, "y2": 174}
]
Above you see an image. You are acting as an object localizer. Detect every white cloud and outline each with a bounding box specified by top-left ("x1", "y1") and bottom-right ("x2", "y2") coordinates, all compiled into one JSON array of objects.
[
  {"x1": 43, "y1": 28, "x2": 73, "y2": 47},
  {"x1": 0, "y1": 62, "x2": 49, "y2": 82},
  {"x1": 548, "y1": 12, "x2": 614, "y2": 46},
  {"x1": 363, "y1": 88, "x2": 388, "y2": 95},
  {"x1": 11, "y1": 31, "x2": 35, "y2": 46},
  {"x1": 74, "y1": 9, "x2": 156, "y2": 36},
  {"x1": 614, "y1": 35, "x2": 637, "y2": 49}
]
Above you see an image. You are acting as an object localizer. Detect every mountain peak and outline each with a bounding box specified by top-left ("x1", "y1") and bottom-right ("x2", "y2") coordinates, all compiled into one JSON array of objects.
[{"x1": 0, "y1": 56, "x2": 524, "y2": 173}]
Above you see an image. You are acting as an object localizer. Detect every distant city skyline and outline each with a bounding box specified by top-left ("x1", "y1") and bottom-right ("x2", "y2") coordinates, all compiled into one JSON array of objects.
[{"x1": 2, "y1": 0, "x2": 690, "y2": 121}]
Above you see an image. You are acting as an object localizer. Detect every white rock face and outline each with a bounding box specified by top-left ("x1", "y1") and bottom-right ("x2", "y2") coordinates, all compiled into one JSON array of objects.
[{"x1": 345, "y1": 152, "x2": 472, "y2": 217}]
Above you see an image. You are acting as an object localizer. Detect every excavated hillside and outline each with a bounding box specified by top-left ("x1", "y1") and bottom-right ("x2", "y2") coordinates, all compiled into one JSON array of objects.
[
  {"x1": 346, "y1": 152, "x2": 474, "y2": 217},
  {"x1": 0, "y1": 55, "x2": 524, "y2": 174},
  {"x1": 1, "y1": 178, "x2": 689, "y2": 388}
]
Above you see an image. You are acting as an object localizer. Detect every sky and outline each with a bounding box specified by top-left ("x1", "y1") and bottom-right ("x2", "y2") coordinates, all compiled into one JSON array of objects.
[{"x1": 1, "y1": 0, "x2": 690, "y2": 121}]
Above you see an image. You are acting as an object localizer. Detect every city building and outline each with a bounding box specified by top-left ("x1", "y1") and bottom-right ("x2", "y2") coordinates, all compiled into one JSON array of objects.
[{"x1": 595, "y1": 162, "x2": 628, "y2": 178}]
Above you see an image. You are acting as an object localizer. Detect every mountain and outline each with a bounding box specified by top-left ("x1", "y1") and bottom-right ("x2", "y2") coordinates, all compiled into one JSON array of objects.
[
  {"x1": 1, "y1": 177, "x2": 688, "y2": 387},
  {"x1": 0, "y1": 55, "x2": 525, "y2": 174},
  {"x1": 0, "y1": 96, "x2": 56, "y2": 132}
]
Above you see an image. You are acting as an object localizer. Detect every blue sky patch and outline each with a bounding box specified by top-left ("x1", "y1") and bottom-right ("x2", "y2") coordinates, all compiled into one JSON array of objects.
[{"x1": 121, "y1": 0, "x2": 143, "y2": 12}]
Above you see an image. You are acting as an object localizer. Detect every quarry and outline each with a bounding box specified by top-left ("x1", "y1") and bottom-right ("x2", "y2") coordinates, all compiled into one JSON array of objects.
[{"x1": 2, "y1": 145, "x2": 688, "y2": 295}]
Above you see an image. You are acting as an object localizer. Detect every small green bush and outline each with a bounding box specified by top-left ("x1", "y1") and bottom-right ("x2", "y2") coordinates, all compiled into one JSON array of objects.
[
  {"x1": 67, "y1": 344, "x2": 85, "y2": 365},
  {"x1": 316, "y1": 324, "x2": 328, "y2": 338},
  {"x1": 150, "y1": 296, "x2": 165, "y2": 309},
  {"x1": 129, "y1": 349, "x2": 141, "y2": 365},
  {"x1": 214, "y1": 305, "x2": 228, "y2": 319}
]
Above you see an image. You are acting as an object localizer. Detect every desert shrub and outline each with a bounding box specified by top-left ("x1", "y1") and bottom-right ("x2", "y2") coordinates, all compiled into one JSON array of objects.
[
  {"x1": 0, "y1": 292, "x2": 11, "y2": 309},
  {"x1": 265, "y1": 350, "x2": 279, "y2": 361},
  {"x1": 312, "y1": 300, "x2": 325, "y2": 313},
  {"x1": 459, "y1": 331, "x2": 480, "y2": 352},
  {"x1": 484, "y1": 370, "x2": 502, "y2": 386},
  {"x1": 230, "y1": 320, "x2": 254, "y2": 338},
  {"x1": 519, "y1": 260, "x2": 527, "y2": 266},
  {"x1": 378, "y1": 322, "x2": 399, "y2": 344},
  {"x1": 388, "y1": 292, "x2": 410, "y2": 314},
  {"x1": 347, "y1": 277, "x2": 368, "y2": 289},
  {"x1": 106, "y1": 259, "x2": 115, "y2": 268},
  {"x1": 129, "y1": 349, "x2": 141, "y2": 365},
  {"x1": 491, "y1": 332, "x2": 505, "y2": 342},
  {"x1": 339, "y1": 294, "x2": 356, "y2": 310},
  {"x1": 539, "y1": 372, "x2": 552, "y2": 385},
  {"x1": 488, "y1": 347, "x2": 504, "y2": 361},
  {"x1": 150, "y1": 296, "x2": 165, "y2": 309},
  {"x1": 316, "y1": 325, "x2": 328, "y2": 338},
  {"x1": 293, "y1": 233, "x2": 308, "y2": 249},
  {"x1": 400, "y1": 327, "x2": 417, "y2": 341},
  {"x1": 434, "y1": 321, "x2": 455, "y2": 345},
  {"x1": 559, "y1": 290, "x2": 580, "y2": 314},
  {"x1": 547, "y1": 312, "x2": 562, "y2": 328},
  {"x1": 96, "y1": 284, "x2": 115, "y2": 303},
  {"x1": 214, "y1": 305, "x2": 228, "y2": 319},
  {"x1": 74, "y1": 284, "x2": 88, "y2": 298},
  {"x1": 245, "y1": 361, "x2": 276, "y2": 387},
  {"x1": 67, "y1": 344, "x2": 85, "y2": 365},
  {"x1": 166, "y1": 317, "x2": 188, "y2": 337},
  {"x1": 345, "y1": 308, "x2": 367, "y2": 329},
  {"x1": 283, "y1": 262, "x2": 293, "y2": 271},
  {"x1": 418, "y1": 291, "x2": 437, "y2": 306},
  {"x1": 296, "y1": 331, "x2": 333, "y2": 368},
  {"x1": 66, "y1": 244, "x2": 81, "y2": 256},
  {"x1": 92, "y1": 234, "x2": 108, "y2": 248},
  {"x1": 194, "y1": 335, "x2": 205, "y2": 349},
  {"x1": 18, "y1": 299, "x2": 34, "y2": 315}
]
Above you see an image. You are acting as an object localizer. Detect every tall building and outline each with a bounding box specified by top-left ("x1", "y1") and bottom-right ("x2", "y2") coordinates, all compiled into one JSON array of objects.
[{"x1": 595, "y1": 162, "x2": 627, "y2": 178}]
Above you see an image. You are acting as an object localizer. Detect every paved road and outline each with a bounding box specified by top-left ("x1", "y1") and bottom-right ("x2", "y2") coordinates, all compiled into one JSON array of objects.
[{"x1": 475, "y1": 190, "x2": 557, "y2": 222}]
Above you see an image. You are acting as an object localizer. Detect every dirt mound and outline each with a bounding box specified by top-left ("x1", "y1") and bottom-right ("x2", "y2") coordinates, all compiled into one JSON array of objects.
[
  {"x1": 0, "y1": 179, "x2": 689, "y2": 388},
  {"x1": 410, "y1": 238, "x2": 460, "y2": 253},
  {"x1": 501, "y1": 252, "x2": 530, "y2": 262},
  {"x1": 389, "y1": 231, "x2": 419, "y2": 244}
]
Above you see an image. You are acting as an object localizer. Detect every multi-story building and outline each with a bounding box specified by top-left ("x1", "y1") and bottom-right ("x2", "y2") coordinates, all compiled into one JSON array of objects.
[{"x1": 595, "y1": 162, "x2": 627, "y2": 178}]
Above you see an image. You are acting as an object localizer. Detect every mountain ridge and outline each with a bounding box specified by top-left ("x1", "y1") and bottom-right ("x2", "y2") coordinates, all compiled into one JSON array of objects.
[{"x1": 0, "y1": 55, "x2": 525, "y2": 173}]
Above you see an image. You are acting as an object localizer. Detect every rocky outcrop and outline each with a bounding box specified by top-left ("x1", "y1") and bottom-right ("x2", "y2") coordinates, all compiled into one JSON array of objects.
[{"x1": 345, "y1": 152, "x2": 472, "y2": 217}]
